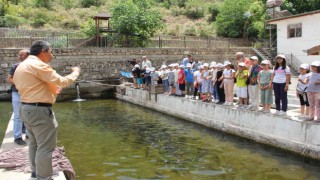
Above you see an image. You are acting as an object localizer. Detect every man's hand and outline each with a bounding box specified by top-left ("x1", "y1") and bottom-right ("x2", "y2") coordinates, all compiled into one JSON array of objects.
[{"x1": 71, "y1": 67, "x2": 81, "y2": 73}]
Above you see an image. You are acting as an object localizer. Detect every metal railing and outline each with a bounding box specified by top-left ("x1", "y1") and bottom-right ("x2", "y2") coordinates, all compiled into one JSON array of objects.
[{"x1": 0, "y1": 28, "x2": 256, "y2": 49}]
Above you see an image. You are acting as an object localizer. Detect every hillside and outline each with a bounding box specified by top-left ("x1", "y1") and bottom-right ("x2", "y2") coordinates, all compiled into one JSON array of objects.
[{"x1": 0, "y1": 0, "x2": 218, "y2": 37}]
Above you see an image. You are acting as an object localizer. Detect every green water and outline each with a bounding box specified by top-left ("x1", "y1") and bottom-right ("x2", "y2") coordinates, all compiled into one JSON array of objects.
[{"x1": 1, "y1": 100, "x2": 320, "y2": 179}]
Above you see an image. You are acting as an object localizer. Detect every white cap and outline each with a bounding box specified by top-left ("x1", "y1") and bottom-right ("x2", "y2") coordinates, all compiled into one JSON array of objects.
[
  {"x1": 198, "y1": 65, "x2": 204, "y2": 69},
  {"x1": 238, "y1": 62, "x2": 246, "y2": 67},
  {"x1": 161, "y1": 65, "x2": 167, "y2": 69},
  {"x1": 216, "y1": 63, "x2": 224, "y2": 68},
  {"x1": 186, "y1": 63, "x2": 192, "y2": 68},
  {"x1": 203, "y1": 63, "x2": 209, "y2": 67},
  {"x1": 224, "y1": 61, "x2": 231, "y2": 66},
  {"x1": 261, "y1": 60, "x2": 270, "y2": 65},
  {"x1": 250, "y1": 56, "x2": 258, "y2": 60},
  {"x1": 168, "y1": 64, "x2": 174, "y2": 67},
  {"x1": 276, "y1": 54, "x2": 286, "y2": 59},
  {"x1": 146, "y1": 68, "x2": 151, "y2": 73},
  {"x1": 210, "y1": 62, "x2": 217, "y2": 68},
  {"x1": 150, "y1": 67, "x2": 155, "y2": 71},
  {"x1": 311, "y1": 61, "x2": 320, "y2": 67},
  {"x1": 175, "y1": 63, "x2": 179, "y2": 66},
  {"x1": 179, "y1": 65, "x2": 185, "y2": 68},
  {"x1": 300, "y1": 63, "x2": 309, "y2": 70},
  {"x1": 134, "y1": 64, "x2": 140, "y2": 68}
]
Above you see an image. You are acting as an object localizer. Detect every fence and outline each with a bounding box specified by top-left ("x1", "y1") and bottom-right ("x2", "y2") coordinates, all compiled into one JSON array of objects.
[{"x1": 0, "y1": 28, "x2": 255, "y2": 49}]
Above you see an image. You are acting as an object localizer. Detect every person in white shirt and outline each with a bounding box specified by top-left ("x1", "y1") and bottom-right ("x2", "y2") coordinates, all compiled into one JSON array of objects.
[
  {"x1": 193, "y1": 65, "x2": 204, "y2": 100},
  {"x1": 141, "y1": 56, "x2": 152, "y2": 69},
  {"x1": 222, "y1": 61, "x2": 236, "y2": 106}
]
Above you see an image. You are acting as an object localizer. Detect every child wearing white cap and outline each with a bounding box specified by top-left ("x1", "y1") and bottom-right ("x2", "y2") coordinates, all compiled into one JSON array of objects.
[
  {"x1": 168, "y1": 64, "x2": 176, "y2": 95},
  {"x1": 160, "y1": 65, "x2": 170, "y2": 94},
  {"x1": 305, "y1": 61, "x2": 320, "y2": 121},
  {"x1": 173, "y1": 63, "x2": 181, "y2": 96},
  {"x1": 201, "y1": 63, "x2": 212, "y2": 102},
  {"x1": 296, "y1": 64, "x2": 310, "y2": 116},
  {"x1": 222, "y1": 61, "x2": 235, "y2": 106},
  {"x1": 235, "y1": 62, "x2": 248, "y2": 109},
  {"x1": 257, "y1": 60, "x2": 273, "y2": 113}
]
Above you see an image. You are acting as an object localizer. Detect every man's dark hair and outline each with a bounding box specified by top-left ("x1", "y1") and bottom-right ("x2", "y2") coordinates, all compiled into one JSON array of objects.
[{"x1": 30, "y1": 41, "x2": 51, "y2": 56}]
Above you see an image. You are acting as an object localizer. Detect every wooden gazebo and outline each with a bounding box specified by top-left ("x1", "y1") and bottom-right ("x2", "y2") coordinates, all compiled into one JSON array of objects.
[{"x1": 93, "y1": 12, "x2": 112, "y2": 47}]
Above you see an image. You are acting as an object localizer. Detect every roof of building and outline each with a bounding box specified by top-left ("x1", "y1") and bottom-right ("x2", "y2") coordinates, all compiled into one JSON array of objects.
[
  {"x1": 93, "y1": 12, "x2": 111, "y2": 20},
  {"x1": 267, "y1": 10, "x2": 320, "y2": 24},
  {"x1": 307, "y1": 45, "x2": 320, "y2": 55}
]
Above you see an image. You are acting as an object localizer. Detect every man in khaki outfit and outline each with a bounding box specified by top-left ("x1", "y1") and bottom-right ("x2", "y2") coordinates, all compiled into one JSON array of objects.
[{"x1": 14, "y1": 41, "x2": 80, "y2": 180}]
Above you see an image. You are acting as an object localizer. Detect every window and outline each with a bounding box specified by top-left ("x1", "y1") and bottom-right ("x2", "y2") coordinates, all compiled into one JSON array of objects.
[{"x1": 287, "y1": 23, "x2": 302, "y2": 38}]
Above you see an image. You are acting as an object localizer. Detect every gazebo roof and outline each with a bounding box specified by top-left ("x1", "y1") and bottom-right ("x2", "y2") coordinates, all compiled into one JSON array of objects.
[{"x1": 93, "y1": 12, "x2": 111, "y2": 20}]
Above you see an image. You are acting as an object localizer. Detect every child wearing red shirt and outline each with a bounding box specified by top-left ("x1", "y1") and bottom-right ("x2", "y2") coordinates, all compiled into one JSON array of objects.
[{"x1": 178, "y1": 65, "x2": 186, "y2": 96}]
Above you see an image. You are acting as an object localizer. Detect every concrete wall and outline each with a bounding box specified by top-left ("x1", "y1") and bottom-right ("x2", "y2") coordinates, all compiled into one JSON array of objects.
[
  {"x1": 116, "y1": 86, "x2": 320, "y2": 160},
  {"x1": 272, "y1": 13, "x2": 320, "y2": 62},
  {"x1": 0, "y1": 47, "x2": 254, "y2": 86}
]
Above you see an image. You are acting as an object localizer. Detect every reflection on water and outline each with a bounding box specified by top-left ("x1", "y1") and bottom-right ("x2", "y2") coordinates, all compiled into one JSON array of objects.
[{"x1": 1, "y1": 100, "x2": 320, "y2": 179}]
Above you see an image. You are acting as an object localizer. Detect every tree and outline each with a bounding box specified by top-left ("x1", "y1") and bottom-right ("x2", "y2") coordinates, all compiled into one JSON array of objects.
[
  {"x1": 111, "y1": 0, "x2": 163, "y2": 46},
  {"x1": 33, "y1": 0, "x2": 52, "y2": 9},
  {"x1": 281, "y1": 0, "x2": 320, "y2": 14},
  {"x1": 215, "y1": 0, "x2": 266, "y2": 38}
]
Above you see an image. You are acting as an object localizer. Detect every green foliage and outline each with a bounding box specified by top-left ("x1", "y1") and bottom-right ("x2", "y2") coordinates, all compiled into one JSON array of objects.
[
  {"x1": 60, "y1": 0, "x2": 76, "y2": 9},
  {"x1": 184, "y1": 0, "x2": 205, "y2": 19},
  {"x1": 208, "y1": 3, "x2": 220, "y2": 21},
  {"x1": 3, "y1": 14, "x2": 23, "y2": 27},
  {"x1": 33, "y1": 0, "x2": 52, "y2": 9},
  {"x1": 30, "y1": 9, "x2": 52, "y2": 28},
  {"x1": 215, "y1": 0, "x2": 266, "y2": 38},
  {"x1": 0, "y1": 0, "x2": 9, "y2": 16},
  {"x1": 282, "y1": 0, "x2": 320, "y2": 14},
  {"x1": 111, "y1": 0, "x2": 163, "y2": 46},
  {"x1": 80, "y1": 18, "x2": 96, "y2": 36},
  {"x1": 80, "y1": 0, "x2": 101, "y2": 8}
]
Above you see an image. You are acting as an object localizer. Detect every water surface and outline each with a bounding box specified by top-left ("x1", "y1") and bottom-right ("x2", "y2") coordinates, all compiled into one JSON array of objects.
[{"x1": 1, "y1": 100, "x2": 320, "y2": 179}]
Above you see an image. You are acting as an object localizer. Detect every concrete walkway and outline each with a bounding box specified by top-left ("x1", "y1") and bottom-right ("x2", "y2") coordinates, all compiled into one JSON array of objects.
[{"x1": 0, "y1": 115, "x2": 65, "y2": 180}]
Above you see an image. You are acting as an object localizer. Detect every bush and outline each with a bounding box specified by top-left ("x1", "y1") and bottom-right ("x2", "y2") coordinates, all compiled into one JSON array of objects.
[
  {"x1": 171, "y1": 6, "x2": 183, "y2": 16},
  {"x1": 80, "y1": 19, "x2": 96, "y2": 37},
  {"x1": 61, "y1": 18, "x2": 80, "y2": 29},
  {"x1": 30, "y1": 9, "x2": 52, "y2": 28},
  {"x1": 184, "y1": 26, "x2": 196, "y2": 36},
  {"x1": 3, "y1": 14, "x2": 23, "y2": 28},
  {"x1": 208, "y1": 3, "x2": 220, "y2": 21},
  {"x1": 184, "y1": 0, "x2": 205, "y2": 19},
  {"x1": 184, "y1": 6, "x2": 205, "y2": 19},
  {"x1": 80, "y1": 0, "x2": 101, "y2": 8}
]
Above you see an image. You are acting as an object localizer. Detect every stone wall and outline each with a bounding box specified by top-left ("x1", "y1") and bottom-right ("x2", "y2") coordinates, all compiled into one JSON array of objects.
[
  {"x1": 0, "y1": 47, "x2": 254, "y2": 86},
  {"x1": 116, "y1": 86, "x2": 320, "y2": 160}
]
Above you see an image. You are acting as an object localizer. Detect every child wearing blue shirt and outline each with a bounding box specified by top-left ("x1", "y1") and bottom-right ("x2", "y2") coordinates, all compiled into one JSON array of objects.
[{"x1": 185, "y1": 63, "x2": 194, "y2": 98}]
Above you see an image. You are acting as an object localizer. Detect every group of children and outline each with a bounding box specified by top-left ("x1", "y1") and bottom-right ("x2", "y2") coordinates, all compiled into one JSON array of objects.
[{"x1": 130, "y1": 55, "x2": 320, "y2": 122}]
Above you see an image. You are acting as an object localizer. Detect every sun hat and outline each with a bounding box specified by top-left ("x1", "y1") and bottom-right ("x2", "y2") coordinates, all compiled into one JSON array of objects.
[
  {"x1": 203, "y1": 63, "x2": 209, "y2": 67},
  {"x1": 250, "y1": 56, "x2": 259, "y2": 61},
  {"x1": 161, "y1": 65, "x2": 167, "y2": 69},
  {"x1": 223, "y1": 61, "x2": 231, "y2": 66},
  {"x1": 261, "y1": 60, "x2": 270, "y2": 65},
  {"x1": 238, "y1": 62, "x2": 246, "y2": 67},
  {"x1": 198, "y1": 65, "x2": 204, "y2": 69},
  {"x1": 186, "y1": 63, "x2": 192, "y2": 68},
  {"x1": 210, "y1": 62, "x2": 217, "y2": 68},
  {"x1": 146, "y1": 68, "x2": 151, "y2": 73},
  {"x1": 175, "y1": 63, "x2": 179, "y2": 66},
  {"x1": 134, "y1": 64, "x2": 140, "y2": 68},
  {"x1": 300, "y1": 63, "x2": 309, "y2": 70},
  {"x1": 311, "y1": 61, "x2": 320, "y2": 67},
  {"x1": 276, "y1": 54, "x2": 286, "y2": 59},
  {"x1": 179, "y1": 65, "x2": 185, "y2": 68},
  {"x1": 216, "y1": 63, "x2": 224, "y2": 68},
  {"x1": 168, "y1": 64, "x2": 174, "y2": 67}
]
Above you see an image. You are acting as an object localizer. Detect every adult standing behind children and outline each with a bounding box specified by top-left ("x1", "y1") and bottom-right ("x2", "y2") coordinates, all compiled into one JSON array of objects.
[
  {"x1": 13, "y1": 40, "x2": 80, "y2": 179},
  {"x1": 141, "y1": 56, "x2": 152, "y2": 69},
  {"x1": 7, "y1": 49, "x2": 29, "y2": 145},
  {"x1": 270, "y1": 54, "x2": 291, "y2": 116},
  {"x1": 247, "y1": 56, "x2": 262, "y2": 111}
]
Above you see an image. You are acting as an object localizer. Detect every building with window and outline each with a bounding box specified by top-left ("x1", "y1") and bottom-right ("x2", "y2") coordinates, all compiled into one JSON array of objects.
[{"x1": 267, "y1": 10, "x2": 320, "y2": 65}]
